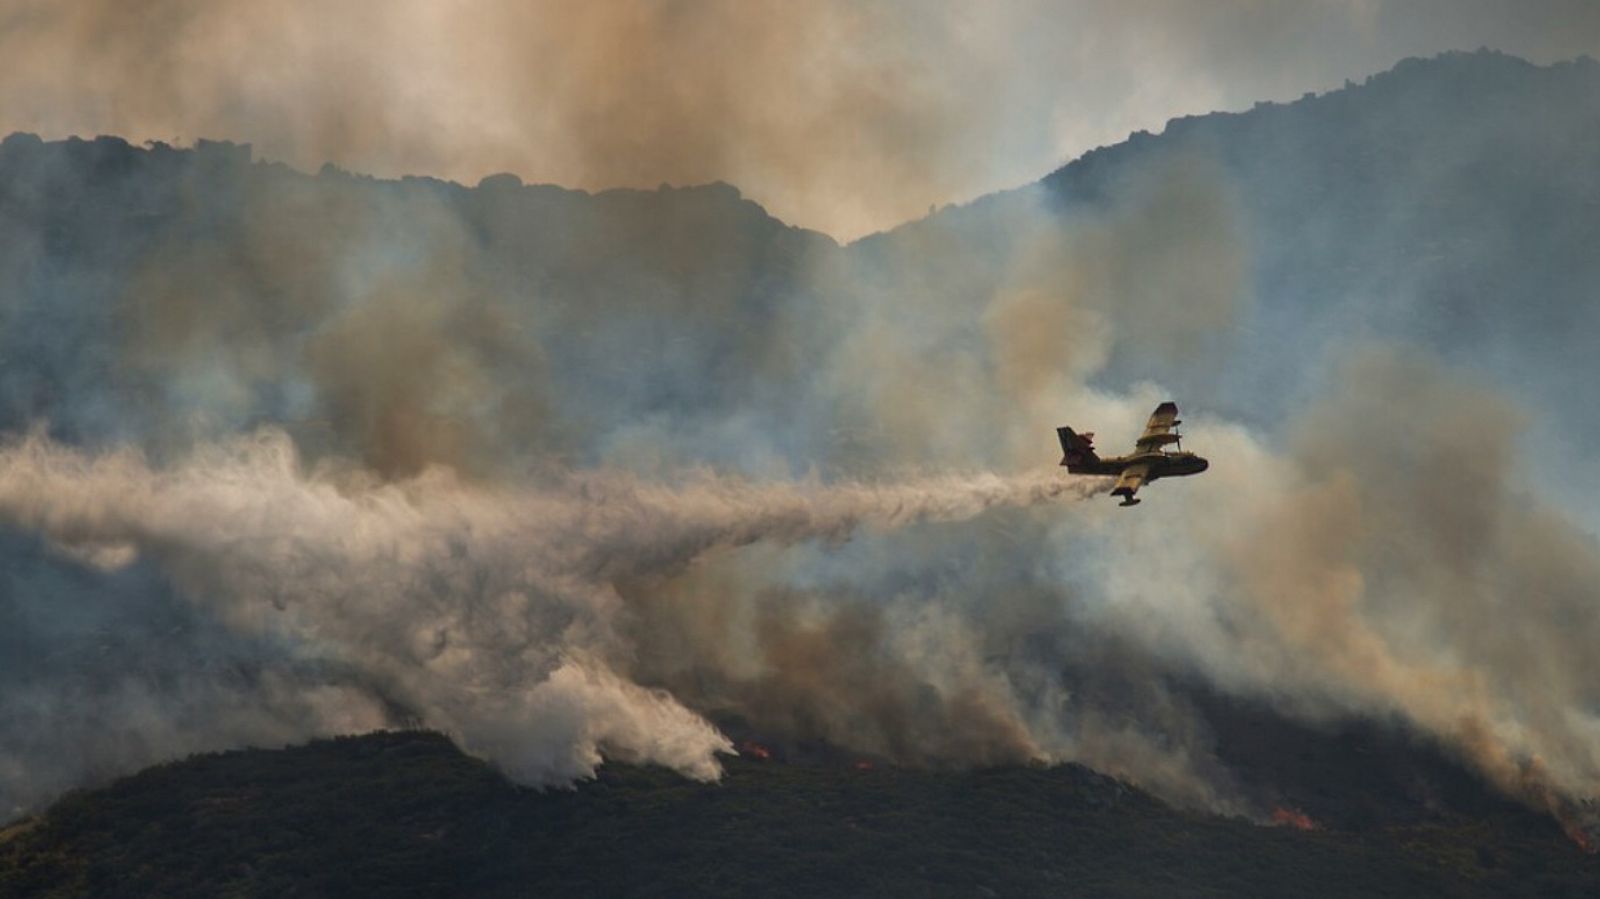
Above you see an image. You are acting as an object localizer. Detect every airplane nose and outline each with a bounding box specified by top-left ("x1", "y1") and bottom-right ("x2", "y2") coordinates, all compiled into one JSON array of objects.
[{"x1": 1196, "y1": 457, "x2": 1209, "y2": 472}]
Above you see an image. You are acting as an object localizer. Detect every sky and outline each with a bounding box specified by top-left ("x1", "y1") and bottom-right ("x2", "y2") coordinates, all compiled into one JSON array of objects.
[{"x1": 3, "y1": 0, "x2": 1599, "y2": 239}]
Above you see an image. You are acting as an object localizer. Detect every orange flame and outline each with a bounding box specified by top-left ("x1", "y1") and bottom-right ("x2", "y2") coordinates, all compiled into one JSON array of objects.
[
  {"x1": 1270, "y1": 806, "x2": 1319, "y2": 831},
  {"x1": 853, "y1": 760, "x2": 874, "y2": 771},
  {"x1": 1561, "y1": 821, "x2": 1597, "y2": 854},
  {"x1": 739, "y1": 741, "x2": 772, "y2": 760}
]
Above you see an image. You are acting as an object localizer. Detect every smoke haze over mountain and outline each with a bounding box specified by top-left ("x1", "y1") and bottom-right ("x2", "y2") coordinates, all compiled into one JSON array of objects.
[
  {"x1": 3, "y1": 0, "x2": 1598, "y2": 238},
  {"x1": 2, "y1": 46, "x2": 1600, "y2": 846}
]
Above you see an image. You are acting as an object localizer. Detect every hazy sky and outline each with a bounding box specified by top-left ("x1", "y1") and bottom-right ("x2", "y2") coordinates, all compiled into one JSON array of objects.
[{"x1": 3, "y1": 0, "x2": 1599, "y2": 238}]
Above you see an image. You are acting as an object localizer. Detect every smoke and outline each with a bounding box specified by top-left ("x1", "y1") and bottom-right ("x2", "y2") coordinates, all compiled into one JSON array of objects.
[
  {"x1": 4, "y1": 46, "x2": 1600, "y2": 840},
  {"x1": 3, "y1": 1, "x2": 1596, "y2": 238},
  {"x1": 1077, "y1": 349, "x2": 1600, "y2": 834},
  {"x1": 0, "y1": 428, "x2": 1104, "y2": 812},
  {"x1": 1224, "y1": 350, "x2": 1600, "y2": 828},
  {"x1": 0, "y1": 0, "x2": 1018, "y2": 239},
  {"x1": 0, "y1": 129, "x2": 1272, "y2": 821}
]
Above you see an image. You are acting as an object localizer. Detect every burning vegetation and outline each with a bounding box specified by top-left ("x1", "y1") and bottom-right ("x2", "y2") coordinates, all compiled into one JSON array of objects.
[{"x1": 1270, "y1": 806, "x2": 1319, "y2": 832}]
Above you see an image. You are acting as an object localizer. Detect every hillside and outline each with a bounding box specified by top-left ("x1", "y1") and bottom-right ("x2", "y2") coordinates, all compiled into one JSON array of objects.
[{"x1": 2, "y1": 729, "x2": 1597, "y2": 898}]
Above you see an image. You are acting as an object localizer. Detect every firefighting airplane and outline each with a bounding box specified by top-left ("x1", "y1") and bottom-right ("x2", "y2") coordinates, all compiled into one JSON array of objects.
[{"x1": 1056, "y1": 402, "x2": 1208, "y2": 506}]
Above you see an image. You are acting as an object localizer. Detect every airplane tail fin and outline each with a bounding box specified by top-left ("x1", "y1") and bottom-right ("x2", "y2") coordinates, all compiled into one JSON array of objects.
[{"x1": 1057, "y1": 426, "x2": 1100, "y2": 470}]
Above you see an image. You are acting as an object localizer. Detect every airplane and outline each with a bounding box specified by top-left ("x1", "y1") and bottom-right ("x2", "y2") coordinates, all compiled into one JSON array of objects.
[{"x1": 1056, "y1": 401, "x2": 1208, "y2": 506}]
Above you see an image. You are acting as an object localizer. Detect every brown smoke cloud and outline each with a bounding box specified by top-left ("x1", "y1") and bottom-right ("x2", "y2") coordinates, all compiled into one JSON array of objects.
[
  {"x1": 1087, "y1": 347, "x2": 1600, "y2": 833},
  {"x1": 1236, "y1": 350, "x2": 1600, "y2": 824},
  {"x1": 623, "y1": 554, "x2": 1046, "y2": 768},
  {"x1": 808, "y1": 148, "x2": 1246, "y2": 474},
  {"x1": 620, "y1": 542, "x2": 1251, "y2": 813},
  {"x1": 5, "y1": 1, "x2": 1596, "y2": 238},
  {"x1": 0, "y1": 0, "x2": 1009, "y2": 239},
  {"x1": 117, "y1": 171, "x2": 543, "y2": 477}
]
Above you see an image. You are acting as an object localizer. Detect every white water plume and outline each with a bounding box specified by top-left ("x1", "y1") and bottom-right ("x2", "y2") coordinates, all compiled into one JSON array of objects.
[{"x1": 0, "y1": 429, "x2": 1105, "y2": 801}]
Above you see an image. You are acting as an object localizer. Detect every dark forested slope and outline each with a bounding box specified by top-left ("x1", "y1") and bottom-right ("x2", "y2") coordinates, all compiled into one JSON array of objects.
[{"x1": 2, "y1": 729, "x2": 1596, "y2": 899}]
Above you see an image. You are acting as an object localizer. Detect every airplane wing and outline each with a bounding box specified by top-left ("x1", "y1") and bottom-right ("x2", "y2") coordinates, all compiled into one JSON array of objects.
[
  {"x1": 1132, "y1": 402, "x2": 1182, "y2": 453},
  {"x1": 1111, "y1": 463, "x2": 1149, "y2": 506}
]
